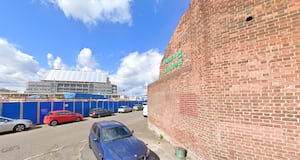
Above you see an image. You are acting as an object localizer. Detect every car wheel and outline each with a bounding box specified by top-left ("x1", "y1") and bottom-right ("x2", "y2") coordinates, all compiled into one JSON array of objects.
[
  {"x1": 76, "y1": 117, "x2": 81, "y2": 122},
  {"x1": 97, "y1": 114, "x2": 101, "y2": 118},
  {"x1": 50, "y1": 120, "x2": 58, "y2": 126},
  {"x1": 88, "y1": 138, "x2": 92, "y2": 149},
  {"x1": 14, "y1": 124, "x2": 25, "y2": 132}
]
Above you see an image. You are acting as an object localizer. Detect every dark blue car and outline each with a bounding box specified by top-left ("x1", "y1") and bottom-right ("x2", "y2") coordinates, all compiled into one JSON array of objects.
[{"x1": 89, "y1": 120, "x2": 150, "y2": 160}]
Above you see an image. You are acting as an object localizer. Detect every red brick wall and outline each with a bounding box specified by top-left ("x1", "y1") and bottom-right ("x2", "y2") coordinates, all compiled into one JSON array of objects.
[{"x1": 148, "y1": 0, "x2": 300, "y2": 159}]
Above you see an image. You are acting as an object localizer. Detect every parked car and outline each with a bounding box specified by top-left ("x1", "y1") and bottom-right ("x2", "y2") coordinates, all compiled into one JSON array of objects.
[
  {"x1": 133, "y1": 104, "x2": 143, "y2": 111},
  {"x1": 89, "y1": 120, "x2": 150, "y2": 160},
  {"x1": 117, "y1": 106, "x2": 133, "y2": 113},
  {"x1": 89, "y1": 108, "x2": 114, "y2": 118},
  {"x1": 0, "y1": 116, "x2": 32, "y2": 133},
  {"x1": 142, "y1": 102, "x2": 148, "y2": 117},
  {"x1": 43, "y1": 110, "x2": 83, "y2": 126}
]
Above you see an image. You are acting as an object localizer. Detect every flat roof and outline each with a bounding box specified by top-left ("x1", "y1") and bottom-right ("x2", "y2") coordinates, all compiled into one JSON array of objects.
[{"x1": 44, "y1": 70, "x2": 108, "y2": 83}]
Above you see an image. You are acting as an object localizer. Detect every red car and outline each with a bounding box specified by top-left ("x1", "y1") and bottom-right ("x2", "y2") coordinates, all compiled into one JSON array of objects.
[{"x1": 43, "y1": 110, "x2": 83, "y2": 126}]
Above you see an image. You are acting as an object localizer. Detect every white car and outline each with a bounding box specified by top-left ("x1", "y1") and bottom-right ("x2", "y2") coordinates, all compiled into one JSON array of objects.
[
  {"x1": 142, "y1": 102, "x2": 148, "y2": 117},
  {"x1": 0, "y1": 116, "x2": 32, "y2": 133}
]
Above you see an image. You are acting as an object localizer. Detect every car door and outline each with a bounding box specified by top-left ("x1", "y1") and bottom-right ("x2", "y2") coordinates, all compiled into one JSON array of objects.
[
  {"x1": 98, "y1": 109, "x2": 104, "y2": 116},
  {"x1": 90, "y1": 125, "x2": 104, "y2": 159},
  {"x1": 56, "y1": 112, "x2": 66, "y2": 123},
  {"x1": 65, "y1": 111, "x2": 76, "y2": 122},
  {"x1": 103, "y1": 109, "x2": 110, "y2": 116},
  {"x1": 0, "y1": 118, "x2": 13, "y2": 132}
]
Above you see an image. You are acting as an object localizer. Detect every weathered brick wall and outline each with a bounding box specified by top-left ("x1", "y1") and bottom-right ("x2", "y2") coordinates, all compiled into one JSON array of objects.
[{"x1": 148, "y1": 0, "x2": 300, "y2": 159}]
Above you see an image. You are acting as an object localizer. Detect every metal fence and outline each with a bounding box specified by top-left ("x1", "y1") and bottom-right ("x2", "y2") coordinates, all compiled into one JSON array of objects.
[{"x1": 0, "y1": 100, "x2": 143, "y2": 124}]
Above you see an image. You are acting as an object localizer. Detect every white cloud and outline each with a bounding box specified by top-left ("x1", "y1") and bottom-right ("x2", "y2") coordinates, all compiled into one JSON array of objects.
[
  {"x1": 47, "y1": 53, "x2": 54, "y2": 68},
  {"x1": 76, "y1": 48, "x2": 99, "y2": 71},
  {"x1": 0, "y1": 38, "x2": 45, "y2": 91},
  {"x1": 110, "y1": 49, "x2": 163, "y2": 96},
  {"x1": 0, "y1": 37, "x2": 163, "y2": 95},
  {"x1": 47, "y1": 53, "x2": 67, "y2": 70},
  {"x1": 46, "y1": 0, "x2": 133, "y2": 26},
  {"x1": 47, "y1": 48, "x2": 100, "y2": 72},
  {"x1": 53, "y1": 56, "x2": 65, "y2": 69}
]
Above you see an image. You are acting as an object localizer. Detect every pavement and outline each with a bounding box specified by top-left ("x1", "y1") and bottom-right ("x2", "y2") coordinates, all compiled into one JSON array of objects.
[
  {"x1": 140, "y1": 128, "x2": 179, "y2": 160},
  {"x1": 133, "y1": 115, "x2": 191, "y2": 160}
]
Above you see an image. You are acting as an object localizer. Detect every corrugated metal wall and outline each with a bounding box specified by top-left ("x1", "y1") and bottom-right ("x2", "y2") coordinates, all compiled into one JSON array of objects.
[{"x1": 0, "y1": 100, "x2": 143, "y2": 124}]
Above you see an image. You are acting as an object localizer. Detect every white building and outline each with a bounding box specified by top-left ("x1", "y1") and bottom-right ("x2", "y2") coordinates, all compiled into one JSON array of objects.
[{"x1": 26, "y1": 70, "x2": 117, "y2": 95}]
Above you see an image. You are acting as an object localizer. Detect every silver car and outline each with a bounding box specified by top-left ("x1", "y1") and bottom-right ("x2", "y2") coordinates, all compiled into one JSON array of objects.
[
  {"x1": 117, "y1": 106, "x2": 133, "y2": 113},
  {"x1": 133, "y1": 104, "x2": 143, "y2": 111},
  {"x1": 0, "y1": 116, "x2": 32, "y2": 133}
]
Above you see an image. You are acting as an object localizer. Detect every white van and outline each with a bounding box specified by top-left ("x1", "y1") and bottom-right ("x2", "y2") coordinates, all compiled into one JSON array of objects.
[{"x1": 142, "y1": 102, "x2": 148, "y2": 117}]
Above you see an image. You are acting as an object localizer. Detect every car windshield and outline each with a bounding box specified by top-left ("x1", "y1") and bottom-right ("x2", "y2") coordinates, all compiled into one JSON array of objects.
[
  {"x1": 101, "y1": 126, "x2": 132, "y2": 142},
  {"x1": 0, "y1": 117, "x2": 9, "y2": 122},
  {"x1": 0, "y1": 116, "x2": 13, "y2": 120}
]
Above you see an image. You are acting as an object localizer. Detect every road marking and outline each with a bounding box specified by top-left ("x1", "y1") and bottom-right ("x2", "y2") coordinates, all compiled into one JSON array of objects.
[
  {"x1": 24, "y1": 153, "x2": 45, "y2": 160},
  {"x1": 51, "y1": 146, "x2": 63, "y2": 152},
  {"x1": 23, "y1": 146, "x2": 63, "y2": 160},
  {"x1": 24, "y1": 140, "x2": 87, "y2": 160},
  {"x1": 78, "y1": 140, "x2": 88, "y2": 160}
]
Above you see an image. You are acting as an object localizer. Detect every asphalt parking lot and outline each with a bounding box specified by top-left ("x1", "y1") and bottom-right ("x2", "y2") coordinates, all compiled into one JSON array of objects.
[{"x1": 0, "y1": 111, "x2": 180, "y2": 160}]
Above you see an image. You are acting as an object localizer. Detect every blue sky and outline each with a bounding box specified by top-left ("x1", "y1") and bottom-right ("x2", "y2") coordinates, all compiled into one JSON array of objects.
[{"x1": 0, "y1": 0, "x2": 190, "y2": 96}]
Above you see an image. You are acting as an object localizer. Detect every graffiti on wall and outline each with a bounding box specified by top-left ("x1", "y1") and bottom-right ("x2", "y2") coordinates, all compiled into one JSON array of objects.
[{"x1": 163, "y1": 51, "x2": 183, "y2": 74}]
